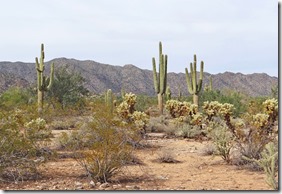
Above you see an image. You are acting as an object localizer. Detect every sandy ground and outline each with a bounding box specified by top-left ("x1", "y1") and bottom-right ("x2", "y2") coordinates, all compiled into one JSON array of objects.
[{"x1": 0, "y1": 131, "x2": 272, "y2": 191}]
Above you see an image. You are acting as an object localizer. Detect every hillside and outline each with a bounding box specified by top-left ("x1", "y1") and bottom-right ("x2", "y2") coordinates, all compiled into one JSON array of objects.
[{"x1": 0, "y1": 58, "x2": 278, "y2": 97}]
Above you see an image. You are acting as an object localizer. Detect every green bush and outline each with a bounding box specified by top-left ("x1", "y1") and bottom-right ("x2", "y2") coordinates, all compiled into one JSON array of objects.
[
  {"x1": 47, "y1": 65, "x2": 88, "y2": 110},
  {"x1": 0, "y1": 87, "x2": 33, "y2": 110},
  {"x1": 0, "y1": 110, "x2": 37, "y2": 181},
  {"x1": 73, "y1": 104, "x2": 134, "y2": 183},
  {"x1": 209, "y1": 123, "x2": 234, "y2": 163}
]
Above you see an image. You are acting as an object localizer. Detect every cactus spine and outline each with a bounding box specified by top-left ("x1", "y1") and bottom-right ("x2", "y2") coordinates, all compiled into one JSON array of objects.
[
  {"x1": 105, "y1": 89, "x2": 114, "y2": 113},
  {"x1": 35, "y1": 43, "x2": 54, "y2": 115},
  {"x1": 185, "y1": 54, "x2": 204, "y2": 107},
  {"x1": 152, "y1": 42, "x2": 168, "y2": 114}
]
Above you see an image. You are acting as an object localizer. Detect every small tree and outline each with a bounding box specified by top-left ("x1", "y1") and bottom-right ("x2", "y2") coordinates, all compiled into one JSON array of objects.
[{"x1": 47, "y1": 65, "x2": 88, "y2": 109}]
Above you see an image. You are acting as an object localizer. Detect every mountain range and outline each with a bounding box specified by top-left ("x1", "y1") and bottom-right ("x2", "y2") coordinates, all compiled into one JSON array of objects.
[{"x1": 0, "y1": 58, "x2": 278, "y2": 97}]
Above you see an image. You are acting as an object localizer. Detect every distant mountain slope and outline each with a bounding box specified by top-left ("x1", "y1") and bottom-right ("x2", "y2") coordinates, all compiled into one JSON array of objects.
[{"x1": 0, "y1": 58, "x2": 278, "y2": 97}]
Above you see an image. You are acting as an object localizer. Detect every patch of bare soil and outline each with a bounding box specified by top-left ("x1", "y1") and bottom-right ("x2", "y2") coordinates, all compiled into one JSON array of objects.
[{"x1": 0, "y1": 132, "x2": 271, "y2": 191}]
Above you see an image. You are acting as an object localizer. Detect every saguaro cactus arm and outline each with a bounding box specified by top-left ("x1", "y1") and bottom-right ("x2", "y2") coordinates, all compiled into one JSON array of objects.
[{"x1": 152, "y1": 58, "x2": 159, "y2": 93}]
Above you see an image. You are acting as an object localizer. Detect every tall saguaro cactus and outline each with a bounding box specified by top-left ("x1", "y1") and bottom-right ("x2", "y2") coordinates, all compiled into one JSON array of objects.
[
  {"x1": 185, "y1": 54, "x2": 204, "y2": 107},
  {"x1": 152, "y1": 42, "x2": 168, "y2": 114},
  {"x1": 105, "y1": 89, "x2": 114, "y2": 113},
  {"x1": 35, "y1": 43, "x2": 54, "y2": 115}
]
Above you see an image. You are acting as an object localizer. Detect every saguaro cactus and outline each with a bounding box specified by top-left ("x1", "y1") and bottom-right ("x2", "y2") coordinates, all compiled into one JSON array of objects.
[
  {"x1": 152, "y1": 42, "x2": 168, "y2": 114},
  {"x1": 185, "y1": 54, "x2": 204, "y2": 107},
  {"x1": 35, "y1": 43, "x2": 54, "y2": 115},
  {"x1": 105, "y1": 89, "x2": 114, "y2": 113},
  {"x1": 204, "y1": 76, "x2": 213, "y2": 92},
  {"x1": 166, "y1": 86, "x2": 171, "y2": 100},
  {"x1": 178, "y1": 85, "x2": 182, "y2": 101}
]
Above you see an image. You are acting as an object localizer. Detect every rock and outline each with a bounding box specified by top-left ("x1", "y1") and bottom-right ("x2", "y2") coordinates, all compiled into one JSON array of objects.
[
  {"x1": 125, "y1": 185, "x2": 134, "y2": 190},
  {"x1": 89, "y1": 180, "x2": 95, "y2": 188},
  {"x1": 133, "y1": 185, "x2": 140, "y2": 190},
  {"x1": 96, "y1": 182, "x2": 101, "y2": 186},
  {"x1": 75, "y1": 182, "x2": 82, "y2": 186},
  {"x1": 157, "y1": 175, "x2": 168, "y2": 180},
  {"x1": 99, "y1": 182, "x2": 110, "y2": 189},
  {"x1": 76, "y1": 186, "x2": 83, "y2": 190},
  {"x1": 112, "y1": 184, "x2": 122, "y2": 189},
  {"x1": 74, "y1": 182, "x2": 83, "y2": 190}
]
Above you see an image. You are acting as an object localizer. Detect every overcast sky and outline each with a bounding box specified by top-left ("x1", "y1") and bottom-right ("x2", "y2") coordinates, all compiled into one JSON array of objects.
[{"x1": 0, "y1": 0, "x2": 278, "y2": 77}]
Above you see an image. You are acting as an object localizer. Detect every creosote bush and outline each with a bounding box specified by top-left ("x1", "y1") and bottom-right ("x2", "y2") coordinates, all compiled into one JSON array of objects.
[
  {"x1": 243, "y1": 142, "x2": 278, "y2": 190},
  {"x1": 0, "y1": 109, "x2": 52, "y2": 182},
  {"x1": 73, "y1": 104, "x2": 135, "y2": 183}
]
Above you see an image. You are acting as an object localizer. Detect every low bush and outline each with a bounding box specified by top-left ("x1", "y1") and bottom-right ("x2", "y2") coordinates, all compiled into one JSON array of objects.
[
  {"x1": 73, "y1": 106, "x2": 134, "y2": 183},
  {"x1": 0, "y1": 110, "x2": 39, "y2": 182}
]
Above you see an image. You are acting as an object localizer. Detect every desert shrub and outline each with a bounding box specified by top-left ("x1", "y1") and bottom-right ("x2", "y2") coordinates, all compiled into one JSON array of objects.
[
  {"x1": 243, "y1": 142, "x2": 278, "y2": 190},
  {"x1": 156, "y1": 149, "x2": 179, "y2": 163},
  {"x1": 49, "y1": 120, "x2": 74, "y2": 130},
  {"x1": 235, "y1": 98, "x2": 278, "y2": 162},
  {"x1": 201, "y1": 143, "x2": 217, "y2": 156},
  {"x1": 175, "y1": 124, "x2": 202, "y2": 139},
  {"x1": 74, "y1": 106, "x2": 134, "y2": 183},
  {"x1": 0, "y1": 111, "x2": 38, "y2": 182},
  {"x1": 0, "y1": 87, "x2": 33, "y2": 110},
  {"x1": 209, "y1": 124, "x2": 234, "y2": 163},
  {"x1": 147, "y1": 115, "x2": 170, "y2": 133}
]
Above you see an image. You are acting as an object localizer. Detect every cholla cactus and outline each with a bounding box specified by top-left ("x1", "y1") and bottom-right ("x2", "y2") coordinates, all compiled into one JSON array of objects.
[
  {"x1": 123, "y1": 92, "x2": 137, "y2": 114},
  {"x1": 263, "y1": 98, "x2": 278, "y2": 115},
  {"x1": 191, "y1": 112, "x2": 203, "y2": 126},
  {"x1": 24, "y1": 117, "x2": 47, "y2": 130},
  {"x1": 116, "y1": 101, "x2": 131, "y2": 120},
  {"x1": 24, "y1": 117, "x2": 51, "y2": 140},
  {"x1": 202, "y1": 101, "x2": 222, "y2": 120},
  {"x1": 262, "y1": 98, "x2": 278, "y2": 124},
  {"x1": 165, "y1": 100, "x2": 181, "y2": 118},
  {"x1": 116, "y1": 93, "x2": 149, "y2": 135},
  {"x1": 189, "y1": 104, "x2": 198, "y2": 115},
  {"x1": 219, "y1": 103, "x2": 234, "y2": 117},
  {"x1": 202, "y1": 101, "x2": 235, "y2": 133},
  {"x1": 165, "y1": 100, "x2": 193, "y2": 118},
  {"x1": 131, "y1": 111, "x2": 149, "y2": 131},
  {"x1": 252, "y1": 113, "x2": 269, "y2": 129}
]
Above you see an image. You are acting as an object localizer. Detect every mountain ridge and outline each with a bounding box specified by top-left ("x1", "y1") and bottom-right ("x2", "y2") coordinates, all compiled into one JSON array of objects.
[{"x1": 0, "y1": 58, "x2": 278, "y2": 97}]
